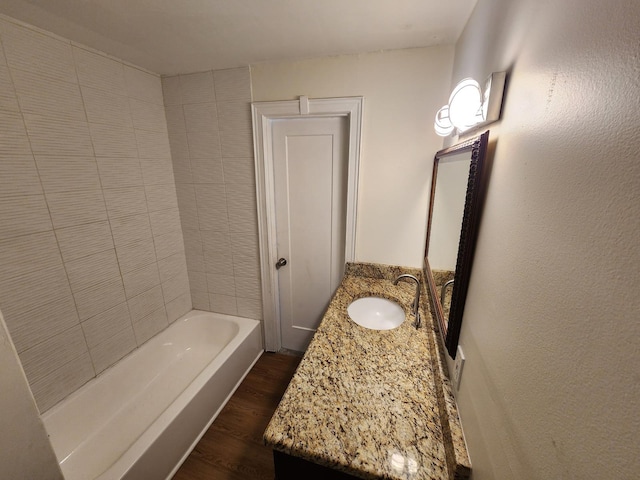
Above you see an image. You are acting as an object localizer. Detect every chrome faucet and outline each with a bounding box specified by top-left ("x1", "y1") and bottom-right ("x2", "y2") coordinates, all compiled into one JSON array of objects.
[
  {"x1": 440, "y1": 279, "x2": 455, "y2": 307},
  {"x1": 393, "y1": 274, "x2": 421, "y2": 329}
]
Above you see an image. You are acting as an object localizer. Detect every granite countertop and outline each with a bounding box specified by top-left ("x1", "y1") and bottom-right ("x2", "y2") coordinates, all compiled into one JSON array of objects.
[{"x1": 264, "y1": 262, "x2": 470, "y2": 480}]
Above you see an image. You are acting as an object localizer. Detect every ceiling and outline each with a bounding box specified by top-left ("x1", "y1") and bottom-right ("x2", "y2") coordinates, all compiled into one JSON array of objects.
[{"x1": 0, "y1": 0, "x2": 477, "y2": 76}]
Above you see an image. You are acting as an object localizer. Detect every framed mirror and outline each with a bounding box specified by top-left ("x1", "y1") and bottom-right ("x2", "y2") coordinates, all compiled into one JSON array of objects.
[{"x1": 424, "y1": 131, "x2": 490, "y2": 358}]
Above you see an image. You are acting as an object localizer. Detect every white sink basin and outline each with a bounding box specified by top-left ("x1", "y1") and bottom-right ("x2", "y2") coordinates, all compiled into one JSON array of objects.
[{"x1": 347, "y1": 296, "x2": 405, "y2": 330}]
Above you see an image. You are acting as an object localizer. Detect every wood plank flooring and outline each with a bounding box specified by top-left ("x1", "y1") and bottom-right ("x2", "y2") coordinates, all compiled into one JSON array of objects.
[{"x1": 172, "y1": 352, "x2": 302, "y2": 480}]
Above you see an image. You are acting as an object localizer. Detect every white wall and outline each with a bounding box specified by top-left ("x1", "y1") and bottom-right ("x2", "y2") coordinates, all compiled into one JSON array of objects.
[
  {"x1": 0, "y1": 309, "x2": 63, "y2": 479},
  {"x1": 250, "y1": 47, "x2": 453, "y2": 267},
  {"x1": 449, "y1": 0, "x2": 640, "y2": 478}
]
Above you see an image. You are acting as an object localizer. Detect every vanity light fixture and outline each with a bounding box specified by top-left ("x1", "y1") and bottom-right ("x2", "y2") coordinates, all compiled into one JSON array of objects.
[{"x1": 434, "y1": 72, "x2": 506, "y2": 137}]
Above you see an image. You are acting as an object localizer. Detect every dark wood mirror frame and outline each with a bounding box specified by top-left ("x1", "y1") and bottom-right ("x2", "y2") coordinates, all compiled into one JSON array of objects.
[{"x1": 424, "y1": 131, "x2": 490, "y2": 359}]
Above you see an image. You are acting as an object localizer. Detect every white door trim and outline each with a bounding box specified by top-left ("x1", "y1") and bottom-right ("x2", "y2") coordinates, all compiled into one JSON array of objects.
[{"x1": 251, "y1": 96, "x2": 363, "y2": 352}]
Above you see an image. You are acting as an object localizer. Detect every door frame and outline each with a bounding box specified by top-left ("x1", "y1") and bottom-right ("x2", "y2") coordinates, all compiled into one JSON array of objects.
[{"x1": 251, "y1": 96, "x2": 363, "y2": 352}]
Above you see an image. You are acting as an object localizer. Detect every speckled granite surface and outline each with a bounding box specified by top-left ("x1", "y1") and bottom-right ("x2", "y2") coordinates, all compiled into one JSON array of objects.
[{"x1": 264, "y1": 262, "x2": 470, "y2": 480}]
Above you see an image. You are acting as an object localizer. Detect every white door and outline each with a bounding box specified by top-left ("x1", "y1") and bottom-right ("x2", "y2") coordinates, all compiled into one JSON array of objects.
[{"x1": 271, "y1": 116, "x2": 348, "y2": 351}]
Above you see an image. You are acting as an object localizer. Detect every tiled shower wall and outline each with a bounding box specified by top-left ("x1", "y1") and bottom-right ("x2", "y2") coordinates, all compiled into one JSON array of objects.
[
  {"x1": 162, "y1": 69, "x2": 262, "y2": 320},
  {"x1": 0, "y1": 17, "x2": 191, "y2": 412}
]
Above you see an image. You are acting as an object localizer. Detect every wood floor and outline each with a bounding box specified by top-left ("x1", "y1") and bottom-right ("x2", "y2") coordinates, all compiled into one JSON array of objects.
[{"x1": 172, "y1": 352, "x2": 302, "y2": 480}]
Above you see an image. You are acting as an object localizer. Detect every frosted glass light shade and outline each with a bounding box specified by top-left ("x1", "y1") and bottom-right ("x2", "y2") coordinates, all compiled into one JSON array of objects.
[
  {"x1": 434, "y1": 105, "x2": 454, "y2": 136},
  {"x1": 448, "y1": 78, "x2": 483, "y2": 131}
]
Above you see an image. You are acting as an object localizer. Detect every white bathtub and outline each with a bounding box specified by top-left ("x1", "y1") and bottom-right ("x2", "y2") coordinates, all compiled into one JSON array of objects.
[{"x1": 42, "y1": 310, "x2": 263, "y2": 480}]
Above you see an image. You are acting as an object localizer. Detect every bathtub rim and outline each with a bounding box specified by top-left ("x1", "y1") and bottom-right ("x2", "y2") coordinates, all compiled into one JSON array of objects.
[{"x1": 42, "y1": 310, "x2": 263, "y2": 480}]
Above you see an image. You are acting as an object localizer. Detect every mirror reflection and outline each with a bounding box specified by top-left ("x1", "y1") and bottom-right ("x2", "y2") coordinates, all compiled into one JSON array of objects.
[
  {"x1": 424, "y1": 131, "x2": 489, "y2": 358},
  {"x1": 428, "y1": 151, "x2": 471, "y2": 321}
]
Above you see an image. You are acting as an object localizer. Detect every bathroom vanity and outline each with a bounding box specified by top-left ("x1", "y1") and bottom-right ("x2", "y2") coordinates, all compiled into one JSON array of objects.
[{"x1": 264, "y1": 262, "x2": 470, "y2": 480}]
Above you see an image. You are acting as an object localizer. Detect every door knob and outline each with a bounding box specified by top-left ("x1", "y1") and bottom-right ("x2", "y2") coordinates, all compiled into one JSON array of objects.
[{"x1": 275, "y1": 258, "x2": 287, "y2": 269}]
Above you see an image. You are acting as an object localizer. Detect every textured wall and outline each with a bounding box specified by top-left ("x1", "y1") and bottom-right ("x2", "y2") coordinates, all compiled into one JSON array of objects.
[
  {"x1": 250, "y1": 47, "x2": 454, "y2": 268},
  {"x1": 0, "y1": 15, "x2": 191, "y2": 412},
  {"x1": 162, "y1": 68, "x2": 262, "y2": 320},
  {"x1": 447, "y1": 0, "x2": 640, "y2": 478}
]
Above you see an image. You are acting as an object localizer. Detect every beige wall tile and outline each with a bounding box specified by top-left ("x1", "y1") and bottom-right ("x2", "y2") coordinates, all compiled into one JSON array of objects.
[
  {"x1": 203, "y1": 232, "x2": 234, "y2": 274},
  {"x1": 0, "y1": 155, "x2": 41, "y2": 197},
  {"x1": 128, "y1": 284, "x2": 164, "y2": 321},
  {"x1": 140, "y1": 156, "x2": 175, "y2": 186},
  {"x1": 164, "y1": 105, "x2": 185, "y2": 132},
  {"x1": 46, "y1": 189, "x2": 107, "y2": 229},
  {"x1": 88, "y1": 122, "x2": 139, "y2": 157},
  {"x1": 161, "y1": 76, "x2": 182, "y2": 106},
  {"x1": 73, "y1": 46, "x2": 126, "y2": 95},
  {"x1": 115, "y1": 238, "x2": 157, "y2": 274},
  {"x1": 183, "y1": 102, "x2": 218, "y2": 132},
  {"x1": 97, "y1": 157, "x2": 143, "y2": 188},
  {"x1": 149, "y1": 208, "x2": 182, "y2": 237},
  {"x1": 234, "y1": 275, "x2": 262, "y2": 300},
  {"x1": 226, "y1": 184, "x2": 258, "y2": 233},
  {"x1": 232, "y1": 253, "x2": 260, "y2": 278},
  {"x1": 187, "y1": 270, "x2": 208, "y2": 292},
  {"x1": 23, "y1": 114, "x2": 93, "y2": 157},
  {"x1": 11, "y1": 69, "x2": 86, "y2": 121},
  {"x1": 122, "y1": 262, "x2": 161, "y2": 299},
  {"x1": 0, "y1": 194, "x2": 52, "y2": 240},
  {"x1": 154, "y1": 229, "x2": 185, "y2": 260},
  {"x1": 103, "y1": 186, "x2": 148, "y2": 219},
  {"x1": 158, "y1": 251, "x2": 188, "y2": 283},
  {"x1": 168, "y1": 132, "x2": 190, "y2": 159},
  {"x1": 166, "y1": 292, "x2": 191, "y2": 323},
  {"x1": 213, "y1": 67, "x2": 252, "y2": 103},
  {"x1": 130, "y1": 98, "x2": 168, "y2": 133},
  {"x1": 236, "y1": 297, "x2": 262, "y2": 320},
  {"x1": 0, "y1": 20, "x2": 76, "y2": 83},
  {"x1": 187, "y1": 131, "x2": 221, "y2": 159},
  {"x1": 180, "y1": 72, "x2": 215, "y2": 104},
  {"x1": 0, "y1": 231, "x2": 62, "y2": 279},
  {"x1": 0, "y1": 64, "x2": 20, "y2": 112},
  {"x1": 29, "y1": 352, "x2": 94, "y2": 412},
  {"x1": 0, "y1": 19, "x2": 197, "y2": 410},
  {"x1": 19, "y1": 325, "x2": 89, "y2": 384},
  {"x1": 206, "y1": 273, "x2": 236, "y2": 296},
  {"x1": 229, "y1": 231, "x2": 260, "y2": 258},
  {"x1": 132, "y1": 307, "x2": 168, "y2": 345},
  {"x1": 222, "y1": 157, "x2": 255, "y2": 185},
  {"x1": 195, "y1": 185, "x2": 228, "y2": 230},
  {"x1": 191, "y1": 290, "x2": 210, "y2": 311},
  {"x1": 35, "y1": 156, "x2": 101, "y2": 193},
  {"x1": 185, "y1": 245, "x2": 205, "y2": 273},
  {"x1": 0, "y1": 264, "x2": 73, "y2": 320},
  {"x1": 161, "y1": 270, "x2": 190, "y2": 303},
  {"x1": 73, "y1": 276, "x2": 126, "y2": 321},
  {"x1": 65, "y1": 249, "x2": 121, "y2": 293},
  {"x1": 209, "y1": 294, "x2": 237, "y2": 315},
  {"x1": 191, "y1": 157, "x2": 224, "y2": 184},
  {"x1": 81, "y1": 86, "x2": 133, "y2": 127},
  {"x1": 202, "y1": 229, "x2": 232, "y2": 255},
  {"x1": 145, "y1": 184, "x2": 179, "y2": 212},
  {"x1": 5, "y1": 294, "x2": 79, "y2": 353},
  {"x1": 109, "y1": 213, "x2": 153, "y2": 247},
  {"x1": 135, "y1": 129, "x2": 172, "y2": 159},
  {"x1": 55, "y1": 220, "x2": 114, "y2": 262},
  {"x1": 217, "y1": 101, "x2": 253, "y2": 158},
  {"x1": 176, "y1": 185, "x2": 199, "y2": 229},
  {"x1": 124, "y1": 65, "x2": 163, "y2": 105},
  {"x1": 89, "y1": 325, "x2": 136, "y2": 374},
  {"x1": 81, "y1": 302, "x2": 132, "y2": 349},
  {"x1": 0, "y1": 110, "x2": 34, "y2": 156},
  {"x1": 204, "y1": 249, "x2": 234, "y2": 276}
]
